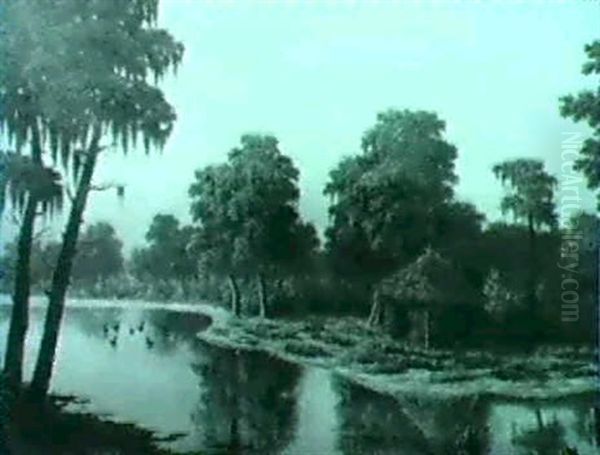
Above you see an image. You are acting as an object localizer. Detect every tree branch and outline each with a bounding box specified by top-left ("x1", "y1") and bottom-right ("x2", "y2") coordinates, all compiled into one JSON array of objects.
[
  {"x1": 66, "y1": 186, "x2": 75, "y2": 202},
  {"x1": 10, "y1": 211, "x2": 22, "y2": 226},
  {"x1": 79, "y1": 142, "x2": 117, "y2": 158},
  {"x1": 90, "y1": 182, "x2": 120, "y2": 192}
]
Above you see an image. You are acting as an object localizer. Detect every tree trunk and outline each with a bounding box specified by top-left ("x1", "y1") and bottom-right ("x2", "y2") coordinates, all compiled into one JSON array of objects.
[
  {"x1": 229, "y1": 351, "x2": 241, "y2": 451},
  {"x1": 180, "y1": 278, "x2": 190, "y2": 301},
  {"x1": 424, "y1": 309, "x2": 430, "y2": 350},
  {"x1": 228, "y1": 275, "x2": 241, "y2": 317},
  {"x1": 29, "y1": 125, "x2": 101, "y2": 400},
  {"x1": 367, "y1": 288, "x2": 383, "y2": 327},
  {"x1": 257, "y1": 272, "x2": 267, "y2": 318},
  {"x1": 527, "y1": 213, "x2": 538, "y2": 318},
  {"x1": 593, "y1": 405, "x2": 600, "y2": 446},
  {"x1": 535, "y1": 408, "x2": 544, "y2": 429},
  {"x1": 596, "y1": 232, "x2": 600, "y2": 447},
  {"x1": 229, "y1": 416, "x2": 240, "y2": 450},
  {"x1": 3, "y1": 196, "x2": 37, "y2": 390},
  {"x1": 3, "y1": 121, "x2": 43, "y2": 391}
]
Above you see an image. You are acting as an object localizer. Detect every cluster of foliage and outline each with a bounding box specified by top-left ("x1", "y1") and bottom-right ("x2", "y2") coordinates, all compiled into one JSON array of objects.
[
  {"x1": 188, "y1": 134, "x2": 320, "y2": 317},
  {"x1": 321, "y1": 107, "x2": 596, "y2": 347},
  {"x1": 0, "y1": 0, "x2": 183, "y2": 396},
  {"x1": 130, "y1": 214, "x2": 197, "y2": 299},
  {"x1": 0, "y1": 222, "x2": 124, "y2": 294},
  {"x1": 0, "y1": 2, "x2": 597, "y2": 418},
  {"x1": 560, "y1": 40, "x2": 600, "y2": 209},
  {"x1": 99, "y1": 104, "x2": 595, "y2": 351},
  {"x1": 4, "y1": 107, "x2": 593, "y2": 351}
]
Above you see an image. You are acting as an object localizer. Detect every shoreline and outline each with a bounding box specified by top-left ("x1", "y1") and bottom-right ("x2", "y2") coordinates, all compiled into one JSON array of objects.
[
  {"x1": 196, "y1": 314, "x2": 597, "y2": 402},
  {"x1": 1, "y1": 294, "x2": 593, "y2": 402}
]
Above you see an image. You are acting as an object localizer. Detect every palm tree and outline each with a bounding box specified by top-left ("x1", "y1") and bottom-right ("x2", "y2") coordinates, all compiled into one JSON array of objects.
[{"x1": 493, "y1": 159, "x2": 557, "y2": 326}]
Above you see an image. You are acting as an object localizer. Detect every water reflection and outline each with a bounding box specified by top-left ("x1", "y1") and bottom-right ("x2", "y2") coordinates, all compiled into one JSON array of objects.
[
  {"x1": 332, "y1": 379, "x2": 491, "y2": 455},
  {"x1": 0, "y1": 303, "x2": 210, "y2": 450},
  {"x1": 512, "y1": 409, "x2": 568, "y2": 455},
  {"x1": 191, "y1": 342, "x2": 301, "y2": 454},
  {"x1": 490, "y1": 397, "x2": 597, "y2": 455},
  {"x1": 334, "y1": 378, "x2": 431, "y2": 454},
  {"x1": 0, "y1": 301, "x2": 595, "y2": 454}
]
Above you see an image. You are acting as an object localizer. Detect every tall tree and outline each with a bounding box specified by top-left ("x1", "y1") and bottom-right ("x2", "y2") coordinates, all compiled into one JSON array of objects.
[
  {"x1": 0, "y1": 151, "x2": 62, "y2": 390},
  {"x1": 20, "y1": 0, "x2": 184, "y2": 399},
  {"x1": 324, "y1": 109, "x2": 459, "y2": 325},
  {"x1": 0, "y1": 0, "x2": 66, "y2": 390},
  {"x1": 492, "y1": 159, "x2": 557, "y2": 325},
  {"x1": 190, "y1": 135, "x2": 316, "y2": 318},
  {"x1": 560, "y1": 41, "x2": 600, "y2": 394},
  {"x1": 560, "y1": 40, "x2": 600, "y2": 208}
]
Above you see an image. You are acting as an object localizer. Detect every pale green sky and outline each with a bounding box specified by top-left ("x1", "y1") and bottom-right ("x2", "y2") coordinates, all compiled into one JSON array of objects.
[{"x1": 5, "y1": 0, "x2": 600, "y2": 251}]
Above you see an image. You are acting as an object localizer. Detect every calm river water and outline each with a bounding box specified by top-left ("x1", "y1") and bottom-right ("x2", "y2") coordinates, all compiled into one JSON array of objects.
[{"x1": 0, "y1": 298, "x2": 596, "y2": 454}]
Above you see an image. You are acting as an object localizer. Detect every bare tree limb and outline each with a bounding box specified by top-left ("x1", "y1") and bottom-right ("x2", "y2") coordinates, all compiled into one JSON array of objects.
[
  {"x1": 66, "y1": 186, "x2": 75, "y2": 202},
  {"x1": 10, "y1": 211, "x2": 22, "y2": 226},
  {"x1": 78, "y1": 142, "x2": 117, "y2": 158},
  {"x1": 90, "y1": 182, "x2": 120, "y2": 192}
]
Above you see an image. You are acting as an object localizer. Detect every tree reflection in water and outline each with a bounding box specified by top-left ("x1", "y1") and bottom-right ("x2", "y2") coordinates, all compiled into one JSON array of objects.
[
  {"x1": 511, "y1": 408, "x2": 568, "y2": 455},
  {"x1": 191, "y1": 342, "x2": 301, "y2": 454},
  {"x1": 332, "y1": 377, "x2": 490, "y2": 455},
  {"x1": 509, "y1": 399, "x2": 598, "y2": 455},
  {"x1": 333, "y1": 378, "x2": 430, "y2": 455}
]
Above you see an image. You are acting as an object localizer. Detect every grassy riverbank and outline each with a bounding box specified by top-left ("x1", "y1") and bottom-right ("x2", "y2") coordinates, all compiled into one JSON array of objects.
[{"x1": 198, "y1": 315, "x2": 597, "y2": 401}]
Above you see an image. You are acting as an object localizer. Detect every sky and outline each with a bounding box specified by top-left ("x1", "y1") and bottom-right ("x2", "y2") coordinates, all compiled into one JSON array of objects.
[{"x1": 2, "y1": 0, "x2": 599, "y2": 252}]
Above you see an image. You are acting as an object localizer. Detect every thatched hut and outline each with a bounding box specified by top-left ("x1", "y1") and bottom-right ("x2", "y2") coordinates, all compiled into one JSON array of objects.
[{"x1": 377, "y1": 248, "x2": 469, "y2": 349}]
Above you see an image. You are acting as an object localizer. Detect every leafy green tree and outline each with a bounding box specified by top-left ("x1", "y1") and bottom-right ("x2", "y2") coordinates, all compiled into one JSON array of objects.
[
  {"x1": 559, "y1": 39, "x2": 600, "y2": 342},
  {"x1": 188, "y1": 164, "x2": 243, "y2": 315},
  {"x1": 72, "y1": 222, "x2": 124, "y2": 288},
  {"x1": 227, "y1": 135, "x2": 308, "y2": 317},
  {"x1": 560, "y1": 40, "x2": 600, "y2": 208},
  {"x1": 1, "y1": 222, "x2": 124, "y2": 296},
  {"x1": 0, "y1": 151, "x2": 62, "y2": 389},
  {"x1": 492, "y1": 159, "x2": 557, "y2": 325},
  {"x1": 130, "y1": 214, "x2": 197, "y2": 298},
  {"x1": 0, "y1": 0, "x2": 87, "y2": 388},
  {"x1": 190, "y1": 135, "x2": 318, "y2": 318},
  {"x1": 0, "y1": 7, "x2": 52, "y2": 380},
  {"x1": 482, "y1": 268, "x2": 523, "y2": 323},
  {"x1": 474, "y1": 221, "x2": 564, "y2": 344},
  {"x1": 559, "y1": 211, "x2": 599, "y2": 342},
  {"x1": 0, "y1": 238, "x2": 55, "y2": 294},
  {"x1": 430, "y1": 200, "x2": 486, "y2": 297},
  {"x1": 324, "y1": 109, "x2": 460, "y2": 325},
  {"x1": 12, "y1": 0, "x2": 185, "y2": 399}
]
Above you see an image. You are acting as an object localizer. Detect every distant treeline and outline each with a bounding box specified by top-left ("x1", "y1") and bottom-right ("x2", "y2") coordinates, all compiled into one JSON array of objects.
[{"x1": 2, "y1": 110, "x2": 597, "y2": 348}]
